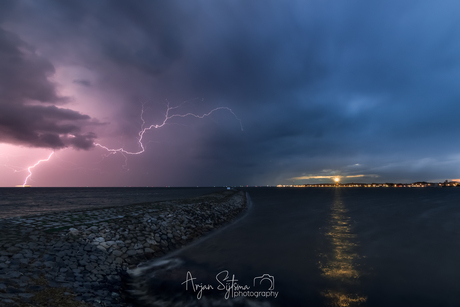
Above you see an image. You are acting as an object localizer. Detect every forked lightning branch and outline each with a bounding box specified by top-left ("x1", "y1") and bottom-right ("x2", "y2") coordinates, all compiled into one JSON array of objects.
[{"x1": 15, "y1": 103, "x2": 242, "y2": 187}]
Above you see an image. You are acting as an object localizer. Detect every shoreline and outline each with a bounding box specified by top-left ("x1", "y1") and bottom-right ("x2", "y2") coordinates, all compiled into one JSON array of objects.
[{"x1": 0, "y1": 189, "x2": 247, "y2": 306}]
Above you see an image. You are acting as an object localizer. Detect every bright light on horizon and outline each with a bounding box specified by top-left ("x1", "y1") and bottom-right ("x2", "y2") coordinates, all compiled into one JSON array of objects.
[
  {"x1": 289, "y1": 174, "x2": 377, "y2": 181},
  {"x1": 334, "y1": 177, "x2": 340, "y2": 183}
]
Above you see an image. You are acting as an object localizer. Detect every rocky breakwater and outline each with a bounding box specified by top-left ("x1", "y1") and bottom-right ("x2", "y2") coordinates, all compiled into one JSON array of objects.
[{"x1": 0, "y1": 189, "x2": 247, "y2": 306}]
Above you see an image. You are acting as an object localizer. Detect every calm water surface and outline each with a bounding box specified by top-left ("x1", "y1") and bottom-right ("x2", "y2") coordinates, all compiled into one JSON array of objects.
[
  {"x1": 0, "y1": 187, "x2": 224, "y2": 218},
  {"x1": 135, "y1": 187, "x2": 460, "y2": 307}
]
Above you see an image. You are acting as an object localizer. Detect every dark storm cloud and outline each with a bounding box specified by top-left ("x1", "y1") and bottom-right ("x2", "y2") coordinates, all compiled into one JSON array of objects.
[
  {"x1": 99, "y1": 2, "x2": 184, "y2": 75},
  {"x1": 0, "y1": 26, "x2": 97, "y2": 150},
  {"x1": 171, "y1": 0, "x2": 460, "y2": 184},
  {"x1": 3, "y1": 0, "x2": 460, "y2": 184},
  {"x1": 28, "y1": 0, "x2": 186, "y2": 75},
  {"x1": 73, "y1": 79, "x2": 91, "y2": 87}
]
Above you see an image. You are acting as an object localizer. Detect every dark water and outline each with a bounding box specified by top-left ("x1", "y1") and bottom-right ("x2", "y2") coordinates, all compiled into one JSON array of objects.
[
  {"x1": 133, "y1": 187, "x2": 460, "y2": 307},
  {"x1": 0, "y1": 187, "x2": 225, "y2": 218}
]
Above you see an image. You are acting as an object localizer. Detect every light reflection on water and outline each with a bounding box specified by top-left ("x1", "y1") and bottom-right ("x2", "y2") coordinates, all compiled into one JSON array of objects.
[
  {"x1": 320, "y1": 189, "x2": 367, "y2": 307},
  {"x1": 122, "y1": 187, "x2": 460, "y2": 306},
  {"x1": 21, "y1": 187, "x2": 456, "y2": 306}
]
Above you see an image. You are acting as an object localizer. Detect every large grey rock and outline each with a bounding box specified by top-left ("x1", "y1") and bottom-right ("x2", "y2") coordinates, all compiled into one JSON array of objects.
[
  {"x1": 6, "y1": 247, "x2": 21, "y2": 253},
  {"x1": 97, "y1": 245, "x2": 107, "y2": 252},
  {"x1": 126, "y1": 250, "x2": 137, "y2": 256},
  {"x1": 69, "y1": 228, "x2": 79, "y2": 235},
  {"x1": 93, "y1": 236, "x2": 105, "y2": 243},
  {"x1": 112, "y1": 250, "x2": 123, "y2": 257}
]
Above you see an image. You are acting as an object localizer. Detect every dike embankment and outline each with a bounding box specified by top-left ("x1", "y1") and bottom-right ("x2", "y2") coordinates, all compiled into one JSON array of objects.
[{"x1": 0, "y1": 189, "x2": 247, "y2": 306}]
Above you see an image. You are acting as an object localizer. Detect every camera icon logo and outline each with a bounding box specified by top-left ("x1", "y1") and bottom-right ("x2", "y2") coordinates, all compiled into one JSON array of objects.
[{"x1": 253, "y1": 274, "x2": 275, "y2": 290}]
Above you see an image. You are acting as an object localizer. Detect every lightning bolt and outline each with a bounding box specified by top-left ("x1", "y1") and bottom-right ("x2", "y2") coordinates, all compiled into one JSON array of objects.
[
  {"x1": 95, "y1": 102, "x2": 243, "y2": 156},
  {"x1": 22, "y1": 151, "x2": 54, "y2": 187},
  {"x1": 4, "y1": 102, "x2": 241, "y2": 186}
]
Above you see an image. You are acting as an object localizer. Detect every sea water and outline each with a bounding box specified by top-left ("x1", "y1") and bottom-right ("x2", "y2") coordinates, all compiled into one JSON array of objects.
[
  {"x1": 131, "y1": 187, "x2": 460, "y2": 307},
  {"x1": 0, "y1": 187, "x2": 223, "y2": 219}
]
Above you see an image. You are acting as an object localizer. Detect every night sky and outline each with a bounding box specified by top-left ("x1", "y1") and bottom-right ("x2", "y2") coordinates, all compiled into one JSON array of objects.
[{"x1": 1, "y1": 1, "x2": 460, "y2": 187}]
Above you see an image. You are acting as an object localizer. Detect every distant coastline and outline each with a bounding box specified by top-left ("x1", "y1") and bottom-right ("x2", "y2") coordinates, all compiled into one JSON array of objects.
[{"x1": 278, "y1": 180, "x2": 460, "y2": 188}]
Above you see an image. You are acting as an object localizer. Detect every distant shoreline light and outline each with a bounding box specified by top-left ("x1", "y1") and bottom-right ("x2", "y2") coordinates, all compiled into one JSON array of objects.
[{"x1": 277, "y1": 181, "x2": 460, "y2": 188}]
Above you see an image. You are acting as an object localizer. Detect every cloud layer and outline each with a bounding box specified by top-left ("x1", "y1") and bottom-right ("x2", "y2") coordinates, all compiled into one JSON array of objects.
[
  {"x1": 0, "y1": 26, "x2": 96, "y2": 150},
  {"x1": 1, "y1": 0, "x2": 460, "y2": 186}
]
